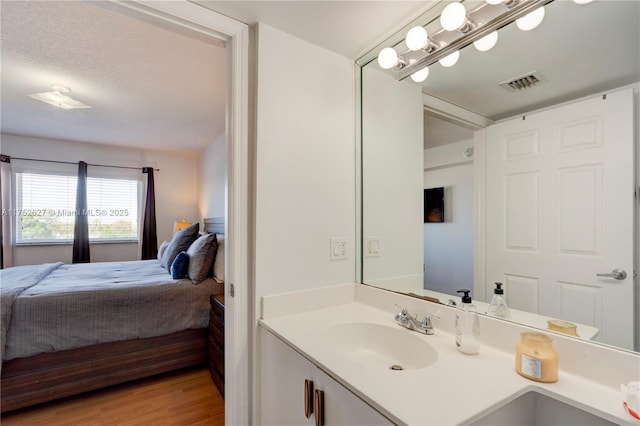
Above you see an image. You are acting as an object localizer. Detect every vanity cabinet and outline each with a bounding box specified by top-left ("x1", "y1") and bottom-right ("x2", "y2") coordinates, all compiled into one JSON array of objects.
[{"x1": 261, "y1": 329, "x2": 392, "y2": 426}]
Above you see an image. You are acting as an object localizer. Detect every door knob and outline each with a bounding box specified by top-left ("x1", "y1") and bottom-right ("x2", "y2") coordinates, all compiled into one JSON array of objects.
[{"x1": 596, "y1": 269, "x2": 627, "y2": 280}]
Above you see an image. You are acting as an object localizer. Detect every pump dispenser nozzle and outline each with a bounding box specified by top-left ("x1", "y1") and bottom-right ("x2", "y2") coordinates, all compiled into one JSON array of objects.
[
  {"x1": 457, "y1": 289, "x2": 472, "y2": 303},
  {"x1": 488, "y1": 282, "x2": 511, "y2": 319},
  {"x1": 454, "y1": 289, "x2": 479, "y2": 354}
]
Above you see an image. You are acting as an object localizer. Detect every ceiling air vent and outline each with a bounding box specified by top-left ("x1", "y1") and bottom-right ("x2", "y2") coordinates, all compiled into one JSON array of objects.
[{"x1": 499, "y1": 71, "x2": 547, "y2": 92}]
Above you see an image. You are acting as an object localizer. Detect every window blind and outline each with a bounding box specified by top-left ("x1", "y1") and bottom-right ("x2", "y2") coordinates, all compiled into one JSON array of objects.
[{"x1": 16, "y1": 172, "x2": 140, "y2": 243}]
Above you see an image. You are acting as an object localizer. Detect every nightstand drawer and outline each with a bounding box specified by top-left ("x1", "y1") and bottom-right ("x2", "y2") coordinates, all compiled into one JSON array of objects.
[
  {"x1": 208, "y1": 338, "x2": 224, "y2": 375},
  {"x1": 209, "y1": 311, "x2": 224, "y2": 332},
  {"x1": 209, "y1": 326, "x2": 224, "y2": 350},
  {"x1": 211, "y1": 297, "x2": 224, "y2": 321},
  {"x1": 208, "y1": 294, "x2": 225, "y2": 397}
]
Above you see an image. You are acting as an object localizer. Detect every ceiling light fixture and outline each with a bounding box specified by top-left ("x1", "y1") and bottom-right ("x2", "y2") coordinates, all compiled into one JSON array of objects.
[
  {"x1": 440, "y1": 2, "x2": 472, "y2": 33},
  {"x1": 439, "y1": 50, "x2": 460, "y2": 67},
  {"x1": 377, "y1": 47, "x2": 401, "y2": 69},
  {"x1": 410, "y1": 66, "x2": 430, "y2": 83},
  {"x1": 405, "y1": 26, "x2": 429, "y2": 51},
  {"x1": 28, "y1": 84, "x2": 92, "y2": 110},
  {"x1": 515, "y1": 6, "x2": 546, "y2": 31},
  {"x1": 473, "y1": 31, "x2": 499, "y2": 52},
  {"x1": 378, "y1": 0, "x2": 572, "y2": 82}
]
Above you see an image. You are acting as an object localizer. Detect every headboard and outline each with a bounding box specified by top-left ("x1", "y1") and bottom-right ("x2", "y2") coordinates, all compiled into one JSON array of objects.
[{"x1": 203, "y1": 217, "x2": 225, "y2": 235}]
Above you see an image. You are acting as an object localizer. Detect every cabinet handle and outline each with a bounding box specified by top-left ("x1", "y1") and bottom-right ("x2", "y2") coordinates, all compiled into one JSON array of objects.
[
  {"x1": 304, "y1": 379, "x2": 314, "y2": 419},
  {"x1": 314, "y1": 389, "x2": 325, "y2": 426}
]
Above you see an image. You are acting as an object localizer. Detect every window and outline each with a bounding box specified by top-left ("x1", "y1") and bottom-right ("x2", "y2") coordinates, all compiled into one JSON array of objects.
[{"x1": 16, "y1": 172, "x2": 140, "y2": 244}]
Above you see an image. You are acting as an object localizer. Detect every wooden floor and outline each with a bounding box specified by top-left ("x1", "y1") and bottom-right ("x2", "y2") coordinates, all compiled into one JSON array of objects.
[{"x1": 0, "y1": 367, "x2": 224, "y2": 425}]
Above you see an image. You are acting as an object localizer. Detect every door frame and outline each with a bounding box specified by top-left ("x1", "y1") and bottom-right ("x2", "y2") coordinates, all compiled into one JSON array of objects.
[{"x1": 112, "y1": 1, "x2": 251, "y2": 423}]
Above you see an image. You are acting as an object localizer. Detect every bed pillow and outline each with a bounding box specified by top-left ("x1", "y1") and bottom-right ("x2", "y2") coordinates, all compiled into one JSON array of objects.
[
  {"x1": 161, "y1": 222, "x2": 199, "y2": 270},
  {"x1": 157, "y1": 240, "x2": 169, "y2": 261},
  {"x1": 186, "y1": 233, "x2": 218, "y2": 284},
  {"x1": 170, "y1": 251, "x2": 190, "y2": 279},
  {"x1": 213, "y1": 234, "x2": 225, "y2": 284}
]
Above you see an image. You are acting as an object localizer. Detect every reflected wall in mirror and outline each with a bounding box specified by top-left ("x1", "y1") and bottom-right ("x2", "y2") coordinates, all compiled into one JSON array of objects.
[{"x1": 361, "y1": 0, "x2": 640, "y2": 352}]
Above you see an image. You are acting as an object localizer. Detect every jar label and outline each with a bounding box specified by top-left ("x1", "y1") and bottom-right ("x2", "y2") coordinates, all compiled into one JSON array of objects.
[{"x1": 521, "y1": 354, "x2": 542, "y2": 379}]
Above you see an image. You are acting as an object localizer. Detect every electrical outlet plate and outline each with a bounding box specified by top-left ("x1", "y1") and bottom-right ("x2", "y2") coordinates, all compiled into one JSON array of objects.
[
  {"x1": 330, "y1": 237, "x2": 348, "y2": 260},
  {"x1": 365, "y1": 236, "x2": 381, "y2": 258}
]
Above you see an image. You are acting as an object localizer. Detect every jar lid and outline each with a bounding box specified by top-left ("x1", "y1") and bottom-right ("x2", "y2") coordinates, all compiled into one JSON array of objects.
[
  {"x1": 547, "y1": 319, "x2": 576, "y2": 329},
  {"x1": 521, "y1": 332, "x2": 552, "y2": 342}
]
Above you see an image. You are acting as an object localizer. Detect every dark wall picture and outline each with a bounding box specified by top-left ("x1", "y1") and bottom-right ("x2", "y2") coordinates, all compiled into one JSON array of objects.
[{"x1": 424, "y1": 187, "x2": 444, "y2": 223}]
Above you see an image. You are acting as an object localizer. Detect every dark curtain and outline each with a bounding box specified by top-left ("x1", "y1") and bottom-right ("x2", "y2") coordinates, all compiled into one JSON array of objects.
[
  {"x1": 0, "y1": 155, "x2": 9, "y2": 269},
  {"x1": 141, "y1": 167, "x2": 158, "y2": 260},
  {"x1": 72, "y1": 161, "x2": 90, "y2": 263}
]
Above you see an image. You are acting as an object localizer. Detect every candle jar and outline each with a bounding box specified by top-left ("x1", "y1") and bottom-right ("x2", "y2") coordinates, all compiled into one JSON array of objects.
[
  {"x1": 515, "y1": 332, "x2": 558, "y2": 383},
  {"x1": 547, "y1": 319, "x2": 579, "y2": 337}
]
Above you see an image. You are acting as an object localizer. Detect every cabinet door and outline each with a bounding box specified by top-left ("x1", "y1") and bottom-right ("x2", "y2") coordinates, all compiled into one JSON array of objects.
[
  {"x1": 260, "y1": 328, "x2": 394, "y2": 426},
  {"x1": 318, "y1": 368, "x2": 394, "y2": 426},
  {"x1": 261, "y1": 329, "x2": 315, "y2": 425}
]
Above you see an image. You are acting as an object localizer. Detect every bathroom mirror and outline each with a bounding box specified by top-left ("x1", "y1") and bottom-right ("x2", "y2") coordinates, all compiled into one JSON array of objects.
[{"x1": 360, "y1": 0, "x2": 640, "y2": 352}]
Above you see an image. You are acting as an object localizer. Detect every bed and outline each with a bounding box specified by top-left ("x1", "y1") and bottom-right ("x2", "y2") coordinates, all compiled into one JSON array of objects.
[{"x1": 0, "y1": 217, "x2": 224, "y2": 413}]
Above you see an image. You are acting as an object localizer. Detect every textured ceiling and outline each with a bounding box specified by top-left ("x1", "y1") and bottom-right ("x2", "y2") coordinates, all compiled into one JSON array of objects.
[{"x1": 0, "y1": 1, "x2": 226, "y2": 153}]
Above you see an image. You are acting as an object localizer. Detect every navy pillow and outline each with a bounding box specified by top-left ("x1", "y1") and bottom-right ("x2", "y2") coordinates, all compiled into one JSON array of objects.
[
  {"x1": 161, "y1": 222, "x2": 200, "y2": 270},
  {"x1": 170, "y1": 251, "x2": 190, "y2": 279}
]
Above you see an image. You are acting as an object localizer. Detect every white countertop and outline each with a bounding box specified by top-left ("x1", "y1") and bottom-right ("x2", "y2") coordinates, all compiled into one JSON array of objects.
[{"x1": 260, "y1": 284, "x2": 638, "y2": 425}]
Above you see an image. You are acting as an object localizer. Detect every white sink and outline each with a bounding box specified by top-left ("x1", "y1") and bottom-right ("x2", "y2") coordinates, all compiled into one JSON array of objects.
[
  {"x1": 319, "y1": 322, "x2": 438, "y2": 371},
  {"x1": 470, "y1": 390, "x2": 617, "y2": 426}
]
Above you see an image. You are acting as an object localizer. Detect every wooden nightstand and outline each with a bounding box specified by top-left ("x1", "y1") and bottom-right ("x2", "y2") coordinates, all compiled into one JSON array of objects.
[{"x1": 208, "y1": 294, "x2": 224, "y2": 397}]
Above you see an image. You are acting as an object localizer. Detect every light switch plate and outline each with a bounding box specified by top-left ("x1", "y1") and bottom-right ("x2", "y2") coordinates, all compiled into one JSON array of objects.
[
  {"x1": 330, "y1": 237, "x2": 348, "y2": 260},
  {"x1": 365, "y1": 236, "x2": 381, "y2": 257}
]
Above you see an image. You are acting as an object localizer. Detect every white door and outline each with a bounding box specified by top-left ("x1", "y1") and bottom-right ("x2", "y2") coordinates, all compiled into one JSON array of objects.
[{"x1": 484, "y1": 88, "x2": 634, "y2": 350}]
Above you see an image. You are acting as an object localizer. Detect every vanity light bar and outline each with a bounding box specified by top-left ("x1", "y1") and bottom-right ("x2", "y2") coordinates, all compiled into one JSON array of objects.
[{"x1": 394, "y1": 0, "x2": 555, "y2": 81}]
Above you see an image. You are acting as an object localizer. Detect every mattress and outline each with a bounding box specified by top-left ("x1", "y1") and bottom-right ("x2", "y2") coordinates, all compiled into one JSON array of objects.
[{"x1": 1, "y1": 259, "x2": 218, "y2": 361}]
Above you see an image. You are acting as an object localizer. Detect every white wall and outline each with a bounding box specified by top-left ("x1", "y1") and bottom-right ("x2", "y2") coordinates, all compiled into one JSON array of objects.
[
  {"x1": 199, "y1": 132, "x2": 226, "y2": 221},
  {"x1": 253, "y1": 23, "x2": 356, "y2": 300},
  {"x1": 252, "y1": 23, "x2": 355, "y2": 421},
  {"x1": 423, "y1": 140, "x2": 474, "y2": 296},
  {"x1": 361, "y1": 66, "x2": 423, "y2": 290},
  {"x1": 1, "y1": 134, "x2": 200, "y2": 265}
]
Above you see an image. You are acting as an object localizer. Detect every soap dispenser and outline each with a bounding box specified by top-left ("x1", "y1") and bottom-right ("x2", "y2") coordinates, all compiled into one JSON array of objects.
[
  {"x1": 487, "y1": 282, "x2": 511, "y2": 319},
  {"x1": 455, "y1": 289, "x2": 480, "y2": 355}
]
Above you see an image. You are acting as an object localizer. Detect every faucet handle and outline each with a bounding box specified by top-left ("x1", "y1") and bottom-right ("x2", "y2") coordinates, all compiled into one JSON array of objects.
[
  {"x1": 425, "y1": 311, "x2": 440, "y2": 320},
  {"x1": 421, "y1": 312, "x2": 438, "y2": 335},
  {"x1": 394, "y1": 304, "x2": 407, "y2": 322},
  {"x1": 394, "y1": 304, "x2": 409, "y2": 315},
  {"x1": 421, "y1": 314, "x2": 438, "y2": 325}
]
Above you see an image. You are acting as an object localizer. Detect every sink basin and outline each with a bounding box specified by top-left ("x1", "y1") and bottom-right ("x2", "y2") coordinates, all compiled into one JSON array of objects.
[
  {"x1": 470, "y1": 390, "x2": 616, "y2": 426},
  {"x1": 319, "y1": 322, "x2": 438, "y2": 371}
]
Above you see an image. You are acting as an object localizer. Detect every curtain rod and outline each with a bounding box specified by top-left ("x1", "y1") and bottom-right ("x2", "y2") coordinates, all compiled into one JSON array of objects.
[{"x1": 7, "y1": 156, "x2": 159, "y2": 172}]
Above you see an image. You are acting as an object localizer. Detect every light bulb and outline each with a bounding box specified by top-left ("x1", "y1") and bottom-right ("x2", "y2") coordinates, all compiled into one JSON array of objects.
[
  {"x1": 378, "y1": 47, "x2": 399, "y2": 69},
  {"x1": 440, "y1": 2, "x2": 467, "y2": 31},
  {"x1": 516, "y1": 6, "x2": 545, "y2": 31},
  {"x1": 439, "y1": 50, "x2": 460, "y2": 68},
  {"x1": 485, "y1": 0, "x2": 504, "y2": 4},
  {"x1": 573, "y1": 0, "x2": 593, "y2": 4},
  {"x1": 410, "y1": 66, "x2": 430, "y2": 83},
  {"x1": 473, "y1": 31, "x2": 499, "y2": 52},
  {"x1": 406, "y1": 26, "x2": 429, "y2": 51}
]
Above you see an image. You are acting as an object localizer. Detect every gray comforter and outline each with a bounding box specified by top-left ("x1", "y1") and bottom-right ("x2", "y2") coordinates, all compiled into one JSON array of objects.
[{"x1": 0, "y1": 260, "x2": 216, "y2": 365}]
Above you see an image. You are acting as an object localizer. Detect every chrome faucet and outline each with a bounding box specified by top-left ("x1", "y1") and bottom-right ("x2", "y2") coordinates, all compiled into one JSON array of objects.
[{"x1": 394, "y1": 305, "x2": 437, "y2": 335}]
